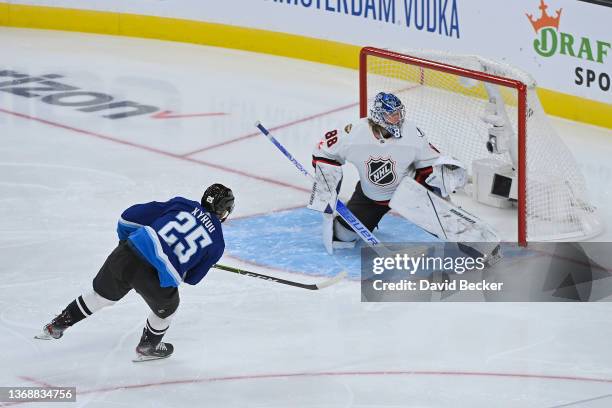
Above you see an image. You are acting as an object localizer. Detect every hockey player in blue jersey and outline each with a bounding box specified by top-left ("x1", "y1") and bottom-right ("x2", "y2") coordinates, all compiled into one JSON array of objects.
[{"x1": 36, "y1": 183, "x2": 235, "y2": 361}]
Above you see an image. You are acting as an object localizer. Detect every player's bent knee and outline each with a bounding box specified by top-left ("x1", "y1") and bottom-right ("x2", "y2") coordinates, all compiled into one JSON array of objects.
[
  {"x1": 152, "y1": 293, "x2": 179, "y2": 319},
  {"x1": 153, "y1": 305, "x2": 177, "y2": 319}
]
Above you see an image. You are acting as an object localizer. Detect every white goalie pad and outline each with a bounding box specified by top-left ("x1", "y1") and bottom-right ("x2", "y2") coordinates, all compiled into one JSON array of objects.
[
  {"x1": 424, "y1": 156, "x2": 468, "y2": 198},
  {"x1": 389, "y1": 176, "x2": 500, "y2": 257},
  {"x1": 322, "y1": 212, "x2": 334, "y2": 254},
  {"x1": 308, "y1": 162, "x2": 343, "y2": 214},
  {"x1": 321, "y1": 213, "x2": 356, "y2": 255}
]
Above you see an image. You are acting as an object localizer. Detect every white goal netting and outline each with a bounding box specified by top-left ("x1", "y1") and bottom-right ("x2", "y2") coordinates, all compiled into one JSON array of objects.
[{"x1": 361, "y1": 48, "x2": 603, "y2": 242}]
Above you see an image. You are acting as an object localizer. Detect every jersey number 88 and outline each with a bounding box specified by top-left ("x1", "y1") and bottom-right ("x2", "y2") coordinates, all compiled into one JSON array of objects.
[{"x1": 325, "y1": 130, "x2": 338, "y2": 148}]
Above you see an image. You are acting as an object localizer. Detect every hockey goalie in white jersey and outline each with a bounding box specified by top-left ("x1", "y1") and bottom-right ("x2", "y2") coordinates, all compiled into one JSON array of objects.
[{"x1": 309, "y1": 92, "x2": 500, "y2": 257}]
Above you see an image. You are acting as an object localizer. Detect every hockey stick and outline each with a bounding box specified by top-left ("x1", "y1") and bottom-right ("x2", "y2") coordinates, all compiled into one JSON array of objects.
[
  {"x1": 255, "y1": 121, "x2": 392, "y2": 256},
  {"x1": 213, "y1": 263, "x2": 347, "y2": 290}
]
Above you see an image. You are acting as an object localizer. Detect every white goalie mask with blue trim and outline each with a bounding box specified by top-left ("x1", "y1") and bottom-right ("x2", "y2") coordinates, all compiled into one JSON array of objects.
[{"x1": 369, "y1": 92, "x2": 406, "y2": 138}]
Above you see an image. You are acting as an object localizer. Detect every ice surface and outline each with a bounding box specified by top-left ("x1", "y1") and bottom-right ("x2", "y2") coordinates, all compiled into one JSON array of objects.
[{"x1": 1, "y1": 28, "x2": 612, "y2": 407}]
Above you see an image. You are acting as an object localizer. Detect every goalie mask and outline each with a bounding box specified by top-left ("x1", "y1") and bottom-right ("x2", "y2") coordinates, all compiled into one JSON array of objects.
[
  {"x1": 202, "y1": 183, "x2": 235, "y2": 222},
  {"x1": 369, "y1": 92, "x2": 405, "y2": 138}
]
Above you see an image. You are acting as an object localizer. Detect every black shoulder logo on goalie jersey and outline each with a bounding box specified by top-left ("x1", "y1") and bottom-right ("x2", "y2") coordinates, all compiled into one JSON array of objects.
[{"x1": 366, "y1": 157, "x2": 397, "y2": 187}]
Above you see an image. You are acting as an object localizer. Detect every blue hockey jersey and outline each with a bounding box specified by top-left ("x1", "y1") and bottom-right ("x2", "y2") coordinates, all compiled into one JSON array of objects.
[{"x1": 116, "y1": 197, "x2": 225, "y2": 287}]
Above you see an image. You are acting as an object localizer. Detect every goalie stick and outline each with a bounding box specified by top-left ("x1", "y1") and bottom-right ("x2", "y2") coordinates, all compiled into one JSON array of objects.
[
  {"x1": 213, "y1": 263, "x2": 347, "y2": 290},
  {"x1": 255, "y1": 121, "x2": 392, "y2": 257}
]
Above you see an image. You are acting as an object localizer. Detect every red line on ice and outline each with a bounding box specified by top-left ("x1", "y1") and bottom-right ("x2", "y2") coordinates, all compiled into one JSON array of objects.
[
  {"x1": 0, "y1": 377, "x2": 59, "y2": 407},
  {"x1": 65, "y1": 369, "x2": 612, "y2": 395},
  {"x1": 0, "y1": 108, "x2": 308, "y2": 194},
  {"x1": 181, "y1": 101, "x2": 359, "y2": 157},
  {"x1": 17, "y1": 376, "x2": 57, "y2": 388},
  {"x1": 181, "y1": 83, "x2": 421, "y2": 157},
  {"x1": 9, "y1": 369, "x2": 612, "y2": 405}
]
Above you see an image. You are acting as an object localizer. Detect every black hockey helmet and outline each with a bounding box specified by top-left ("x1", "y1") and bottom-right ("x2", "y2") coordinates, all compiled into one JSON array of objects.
[{"x1": 201, "y1": 183, "x2": 235, "y2": 222}]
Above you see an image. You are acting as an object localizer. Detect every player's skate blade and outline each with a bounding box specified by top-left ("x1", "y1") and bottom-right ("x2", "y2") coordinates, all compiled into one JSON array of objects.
[
  {"x1": 132, "y1": 342, "x2": 174, "y2": 362},
  {"x1": 132, "y1": 353, "x2": 172, "y2": 362},
  {"x1": 34, "y1": 323, "x2": 65, "y2": 340},
  {"x1": 34, "y1": 311, "x2": 72, "y2": 340}
]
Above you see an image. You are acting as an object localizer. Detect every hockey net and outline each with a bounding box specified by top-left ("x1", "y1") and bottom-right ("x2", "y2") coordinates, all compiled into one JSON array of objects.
[{"x1": 360, "y1": 47, "x2": 603, "y2": 244}]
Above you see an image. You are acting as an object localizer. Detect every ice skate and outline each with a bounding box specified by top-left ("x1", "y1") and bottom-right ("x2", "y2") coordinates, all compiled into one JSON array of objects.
[
  {"x1": 133, "y1": 327, "x2": 174, "y2": 362},
  {"x1": 35, "y1": 310, "x2": 73, "y2": 340}
]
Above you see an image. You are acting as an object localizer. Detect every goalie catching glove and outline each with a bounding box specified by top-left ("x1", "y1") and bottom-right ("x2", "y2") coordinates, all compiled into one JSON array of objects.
[
  {"x1": 424, "y1": 156, "x2": 468, "y2": 198},
  {"x1": 308, "y1": 160, "x2": 343, "y2": 214}
]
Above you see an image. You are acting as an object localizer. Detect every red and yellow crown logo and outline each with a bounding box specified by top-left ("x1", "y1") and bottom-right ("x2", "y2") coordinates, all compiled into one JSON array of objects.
[{"x1": 526, "y1": 0, "x2": 562, "y2": 32}]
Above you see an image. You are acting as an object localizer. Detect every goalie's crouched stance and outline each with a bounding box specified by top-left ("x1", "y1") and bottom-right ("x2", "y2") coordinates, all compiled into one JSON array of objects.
[
  {"x1": 310, "y1": 156, "x2": 469, "y2": 253},
  {"x1": 309, "y1": 91, "x2": 491, "y2": 255},
  {"x1": 36, "y1": 184, "x2": 235, "y2": 362}
]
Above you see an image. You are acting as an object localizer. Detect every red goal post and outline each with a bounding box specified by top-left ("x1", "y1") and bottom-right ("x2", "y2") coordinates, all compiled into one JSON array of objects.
[{"x1": 359, "y1": 46, "x2": 602, "y2": 246}]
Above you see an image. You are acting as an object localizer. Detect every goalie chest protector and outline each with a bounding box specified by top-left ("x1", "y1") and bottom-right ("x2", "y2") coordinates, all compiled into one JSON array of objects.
[{"x1": 317, "y1": 118, "x2": 439, "y2": 202}]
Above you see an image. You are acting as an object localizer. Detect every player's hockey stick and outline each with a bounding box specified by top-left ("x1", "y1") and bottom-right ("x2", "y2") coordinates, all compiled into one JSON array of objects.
[
  {"x1": 255, "y1": 121, "x2": 392, "y2": 256},
  {"x1": 213, "y1": 263, "x2": 347, "y2": 290}
]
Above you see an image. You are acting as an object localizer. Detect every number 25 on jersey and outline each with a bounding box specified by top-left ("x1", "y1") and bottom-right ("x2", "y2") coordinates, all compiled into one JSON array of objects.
[{"x1": 158, "y1": 212, "x2": 212, "y2": 264}]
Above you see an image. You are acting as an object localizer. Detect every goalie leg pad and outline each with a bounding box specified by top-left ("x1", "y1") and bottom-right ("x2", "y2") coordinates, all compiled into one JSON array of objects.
[
  {"x1": 308, "y1": 161, "x2": 343, "y2": 213},
  {"x1": 322, "y1": 214, "x2": 356, "y2": 254},
  {"x1": 390, "y1": 176, "x2": 500, "y2": 244},
  {"x1": 322, "y1": 213, "x2": 334, "y2": 254}
]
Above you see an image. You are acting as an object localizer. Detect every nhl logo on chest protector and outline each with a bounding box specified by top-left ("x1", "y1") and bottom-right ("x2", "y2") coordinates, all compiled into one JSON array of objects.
[{"x1": 366, "y1": 157, "x2": 397, "y2": 186}]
